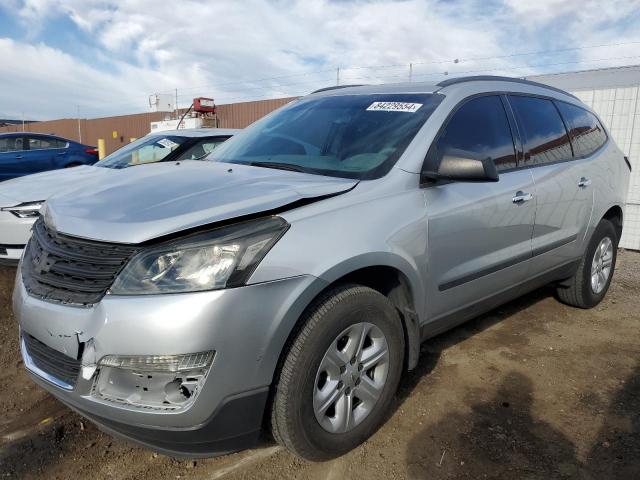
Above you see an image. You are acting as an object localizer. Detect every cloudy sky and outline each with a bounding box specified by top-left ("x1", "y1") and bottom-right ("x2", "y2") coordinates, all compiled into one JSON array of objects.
[{"x1": 1, "y1": 0, "x2": 640, "y2": 120}]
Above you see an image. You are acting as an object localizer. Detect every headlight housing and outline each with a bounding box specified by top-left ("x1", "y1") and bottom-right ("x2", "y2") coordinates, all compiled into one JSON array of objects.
[
  {"x1": 1, "y1": 201, "x2": 44, "y2": 218},
  {"x1": 110, "y1": 216, "x2": 288, "y2": 295}
]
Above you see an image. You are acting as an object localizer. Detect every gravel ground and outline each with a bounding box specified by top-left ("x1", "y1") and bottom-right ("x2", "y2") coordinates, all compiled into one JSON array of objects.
[{"x1": 0, "y1": 251, "x2": 638, "y2": 479}]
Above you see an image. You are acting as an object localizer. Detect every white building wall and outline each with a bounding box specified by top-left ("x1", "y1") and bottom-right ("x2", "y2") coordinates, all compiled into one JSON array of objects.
[{"x1": 570, "y1": 86, "x2": 640, "y2": 250}]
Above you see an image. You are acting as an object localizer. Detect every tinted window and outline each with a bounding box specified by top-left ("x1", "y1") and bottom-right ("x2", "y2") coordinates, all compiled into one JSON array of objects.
[
  {"x1": 508, "y1": 96, "x2": 572, "y2": 165},
  {"x1": 556, "y1": 102, "x2": 607, "y2": 157},
  {"x1": 27, "y1": 137, "x2": 67, "y2": 150},
  {"x1": 175, "y1": 137, "x2": 229, "y2": 161},
  {"x1": 0, "y1": 137, "x2": 24, "y2": 152},
  {"x1": 430, "y1": 95, "x2": 516, "y2": 170},
  {"x1": 210, "y1": 94, "x2": 443, "y2": 179}
]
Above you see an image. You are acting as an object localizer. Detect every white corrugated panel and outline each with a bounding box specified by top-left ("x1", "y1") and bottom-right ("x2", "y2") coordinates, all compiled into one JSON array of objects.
[{"x1": 569, "y1": 85, "x2": 640, "y2": 250}]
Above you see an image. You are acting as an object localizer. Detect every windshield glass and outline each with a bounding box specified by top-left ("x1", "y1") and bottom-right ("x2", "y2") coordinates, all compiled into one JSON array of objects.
[
  {"x1": 96, "y1": 135, "x2": 188, "y2": 169},
  {"x1": 209, "y1": 93, "x2": 442, "y2": 179}
]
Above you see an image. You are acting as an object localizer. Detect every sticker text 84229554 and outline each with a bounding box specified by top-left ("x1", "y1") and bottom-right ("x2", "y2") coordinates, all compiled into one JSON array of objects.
[{"x1": 366, "y1": 102, "x2": 423, "y2": 113}]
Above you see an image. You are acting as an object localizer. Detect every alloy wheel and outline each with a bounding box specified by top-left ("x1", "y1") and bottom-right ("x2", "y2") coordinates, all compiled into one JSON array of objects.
[
  {"x1": 313, "y1": 322, "x2": 389, "y2": 434},
  {"x1": 591, "y1": 236, "x2": 613, "y2": 294}
]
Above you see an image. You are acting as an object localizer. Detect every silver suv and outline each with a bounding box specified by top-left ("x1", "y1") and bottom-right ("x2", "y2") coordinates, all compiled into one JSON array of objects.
[{"x1": 14, "y1": 76, "x2": 630, "y2": 460}]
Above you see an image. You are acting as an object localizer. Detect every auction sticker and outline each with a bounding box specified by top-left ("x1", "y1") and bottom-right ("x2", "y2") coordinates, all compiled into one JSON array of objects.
[
  {"x1": 157, "y1": 138, "x2": 179, "y2": 149},
  {"x1": 366, "y1": 102, "x2": 423, "y2": 113}
]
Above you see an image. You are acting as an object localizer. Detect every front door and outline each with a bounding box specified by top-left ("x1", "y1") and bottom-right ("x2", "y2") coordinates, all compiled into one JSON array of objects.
[{"x1": 422, "y1": 95, "x2": 536, "y2": 324}]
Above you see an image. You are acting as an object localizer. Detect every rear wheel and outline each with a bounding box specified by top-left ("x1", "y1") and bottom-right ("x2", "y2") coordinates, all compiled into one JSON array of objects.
[
  {"x1": 270, "y1": 284, "x2": 404, "y2": 461},
  {"x1": 64, "y1": 162, "x2": 81, "y2": 168},
  {"x1": 556, "y1": 219, "x2": 618, "y2": 308}
]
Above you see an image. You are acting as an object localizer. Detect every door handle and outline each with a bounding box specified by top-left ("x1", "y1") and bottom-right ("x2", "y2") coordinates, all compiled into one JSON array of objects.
[
  {"x1": 578, "y1": 177, "x2": 592, "y2": 188},
  {"x1": 512, "y1": 191, "x2": 533, "y2": 204},
  {"x1": 15, "y1": 155, "x2": 23, "y2": 159},
  {"x1": 56, "y1": 152, "x2": 67, "y2": 156}
]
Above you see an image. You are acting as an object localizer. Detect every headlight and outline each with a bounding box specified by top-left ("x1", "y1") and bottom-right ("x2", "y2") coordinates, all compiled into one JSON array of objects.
[
  {"x1": 110, "y1": 216, "x2": 288, "y2": 295},
  {"x1": 1, "y1": 201, "x2": 44, "y2": 218}
]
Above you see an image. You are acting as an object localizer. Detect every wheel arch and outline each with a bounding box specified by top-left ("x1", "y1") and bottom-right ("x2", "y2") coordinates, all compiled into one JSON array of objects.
[
  {"x1": 601, "y1": 204, "x2": 623, "y2": 242},
  {"x1": 274, "y1": 253, "x2": 424, "y2": 381}
]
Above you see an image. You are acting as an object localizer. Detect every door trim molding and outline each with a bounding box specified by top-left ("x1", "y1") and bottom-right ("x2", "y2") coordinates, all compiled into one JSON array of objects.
[{"x1": 438, "y1": 234, "x2": 578, "y2": 291}]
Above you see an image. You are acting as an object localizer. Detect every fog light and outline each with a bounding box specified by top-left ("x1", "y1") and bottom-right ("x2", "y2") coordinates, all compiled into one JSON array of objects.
[
  {"x1": 93, "y1": 351, "x2": 214, "y2": 410},
  {"x1": 99, "y1": 351, "x2": 214, "y2": 372}
]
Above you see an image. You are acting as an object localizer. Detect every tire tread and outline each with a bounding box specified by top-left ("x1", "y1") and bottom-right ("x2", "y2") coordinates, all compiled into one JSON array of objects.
[{"x1": 270, "y1": 284, "x2": 397, "y2": 460}]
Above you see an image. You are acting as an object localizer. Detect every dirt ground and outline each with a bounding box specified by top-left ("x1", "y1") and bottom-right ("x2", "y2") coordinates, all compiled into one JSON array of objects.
[{"x1": 1, "y1": 252, "x2": 638, "y2": 480}]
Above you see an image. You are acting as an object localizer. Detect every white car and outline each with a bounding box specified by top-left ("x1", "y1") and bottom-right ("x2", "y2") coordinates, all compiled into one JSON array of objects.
[{"x1": 0, "y1": 128, "x2": 238, "y2": 265}]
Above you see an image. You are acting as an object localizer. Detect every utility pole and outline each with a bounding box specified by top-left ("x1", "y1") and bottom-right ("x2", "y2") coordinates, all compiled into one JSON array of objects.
[
  {"x1": 336, "y1": 67, "x2": 340, "y2": 86},
  {"x1": 21, "y1": 112, "x2": 25, "y2": 132},
  {"x1": 409, "y1": 63, "x2": 413, "y2": 82},
  {"x1": 175, "y1": 88, "x2": 179, "y2": 118},
  {"x1": 76, "y1": 105, "x2": 82, "y2": 143}
]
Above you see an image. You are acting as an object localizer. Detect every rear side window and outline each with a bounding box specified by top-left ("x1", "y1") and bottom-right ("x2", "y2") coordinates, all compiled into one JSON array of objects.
[
  {"x1": 27, "y1": 137, "x2": 67, "y2": 150},
  {"x1": 430, "y1": 95, "x2": 516, "y2": 170},
  {"x1": 556, "y1": 102, "x2": 607, "y2": 157},
  {"x1": 508, "y1": 96, "x2": 572, "y2": 166}
]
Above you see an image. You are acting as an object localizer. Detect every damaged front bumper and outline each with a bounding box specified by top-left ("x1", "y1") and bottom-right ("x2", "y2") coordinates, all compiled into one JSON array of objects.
[{"x1": 13, "y1": 270, "x2": 321, "y2": 456}]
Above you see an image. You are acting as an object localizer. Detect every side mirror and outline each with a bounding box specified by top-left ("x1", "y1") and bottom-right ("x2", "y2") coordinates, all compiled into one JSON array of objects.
[{"x1": 422, "y1": 151, "x2": 499, "y2": 182}]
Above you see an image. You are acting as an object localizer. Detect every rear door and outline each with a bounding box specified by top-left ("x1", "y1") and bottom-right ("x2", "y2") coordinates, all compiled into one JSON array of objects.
[
  {"x1": 0, "y1": 135, "x2": 26, "y2": 180},
  {"x1": 507, "y1": 95, "x2": 593, "y2": 275},
  {"x1": 423, "y1": 94, "x2": 536, "y2": 322},
  {"x1": 25, "y1": 136, "x2": 65, "y2": 173}
]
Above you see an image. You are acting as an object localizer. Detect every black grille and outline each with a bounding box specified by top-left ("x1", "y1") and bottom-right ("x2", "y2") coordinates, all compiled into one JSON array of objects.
[
  {"x1": 23, "y1": 333, "x2": 81, "y2": 387},
  {"x1": 21, "y1": 217, "x2": 137, "y2": 305}
]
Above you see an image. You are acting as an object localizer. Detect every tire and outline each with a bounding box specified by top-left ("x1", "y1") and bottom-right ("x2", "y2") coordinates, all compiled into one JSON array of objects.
[
  {"x1": 270, "y1": 284, "x2": 405, "y2": 461},
  {"x1": 556, "y1": 219, "x2": 618, "y2": 308},
  {"x1": 64, "y1": 162, "x2": 81, "y2": 168}
]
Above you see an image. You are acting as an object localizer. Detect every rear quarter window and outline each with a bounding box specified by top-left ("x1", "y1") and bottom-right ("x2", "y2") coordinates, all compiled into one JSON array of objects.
[{"x1": 556, "y1": 102, "x2": 607, "y2": 157}]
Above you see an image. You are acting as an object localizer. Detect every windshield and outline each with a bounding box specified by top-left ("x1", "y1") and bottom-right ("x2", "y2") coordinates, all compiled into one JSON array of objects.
[
  {"x1": 209, "y1": 93, "x2": 442, "y2": 179},
  {"x1": 96, "y1": 135, "x2": 188, "y2": 169}
]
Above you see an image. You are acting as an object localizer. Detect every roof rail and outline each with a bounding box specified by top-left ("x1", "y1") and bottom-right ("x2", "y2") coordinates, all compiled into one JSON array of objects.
[
  {"x1": 310, "y1": 84, "x2": 366, "y2": 94},
  {"x1": 436, "y1": 75, "x2": 578, "y2": 99}
]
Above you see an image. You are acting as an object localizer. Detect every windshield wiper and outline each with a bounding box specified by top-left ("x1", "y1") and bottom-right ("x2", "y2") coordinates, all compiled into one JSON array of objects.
[{"x1": 247, "y1": 161, "x2": 314, "y2": 174}]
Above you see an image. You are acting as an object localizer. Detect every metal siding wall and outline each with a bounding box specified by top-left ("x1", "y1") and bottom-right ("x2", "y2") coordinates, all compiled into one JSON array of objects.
[
  {"x1": 216, "y1": 97, "x2": 297, "y2": 128},
  {"x1": 572, "y1": 86, "x2": 640, "y2": 250},
  {"x1": 0, "y1": 98, "x2": 297, "y2": 155},
  {"x1": 0, "y1": 113, "x2": 165, "y2": 155}
]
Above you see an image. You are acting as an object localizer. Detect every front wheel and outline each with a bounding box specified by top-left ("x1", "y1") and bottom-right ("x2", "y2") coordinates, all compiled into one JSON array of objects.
[
  {"x1": 556, "y1": 218, "x2": 618, "y2": 308},
  {"x1": 270, "y1": 284, "x2": 405, "y2": 461}
]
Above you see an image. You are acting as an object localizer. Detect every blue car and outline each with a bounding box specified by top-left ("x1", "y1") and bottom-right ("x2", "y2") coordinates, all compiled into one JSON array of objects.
[{"x1": 0, "y1": 132, "x2": 98, "y2": 181}]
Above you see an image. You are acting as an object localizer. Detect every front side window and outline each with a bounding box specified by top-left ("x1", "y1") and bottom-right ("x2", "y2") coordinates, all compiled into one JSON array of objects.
[
  {"x1": 174, "y1": 137, "x2": 229, "y2": 161},
  {"x1": 508, "y1": 96, "x2": 572, "y2": 166},
  {"x1": 0, "y1": 137, "x2": 24, "y2": 152},
  {"x1": 96, "y1": 135, "x2": 188, "y2": 169},
  {"x1": 556, "y1": 102, "x2": 607, "y2": 158},
  {"x1": 209, "y1": 93, "x2": 443, "y2": 179},
  {"x1": 428, "y1": 95, "x2": 516, "y2": 171}
]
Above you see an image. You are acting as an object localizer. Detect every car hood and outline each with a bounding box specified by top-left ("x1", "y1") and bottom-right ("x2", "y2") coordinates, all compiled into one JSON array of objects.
[
  {"x1": 46, "y1": 161, "x2": 358, "y2": 243},
  {"x1": 0, "y1": 166, "x2": 108, "y2": 206}
]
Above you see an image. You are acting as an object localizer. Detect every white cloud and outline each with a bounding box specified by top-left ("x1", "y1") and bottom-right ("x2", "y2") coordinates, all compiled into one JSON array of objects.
[
  {"x1": 0, "y1": 38, "x2": 180, "y2": 119},
  {"x1": 1, "y1": 0, "x2": 640, "y2": 119}
]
